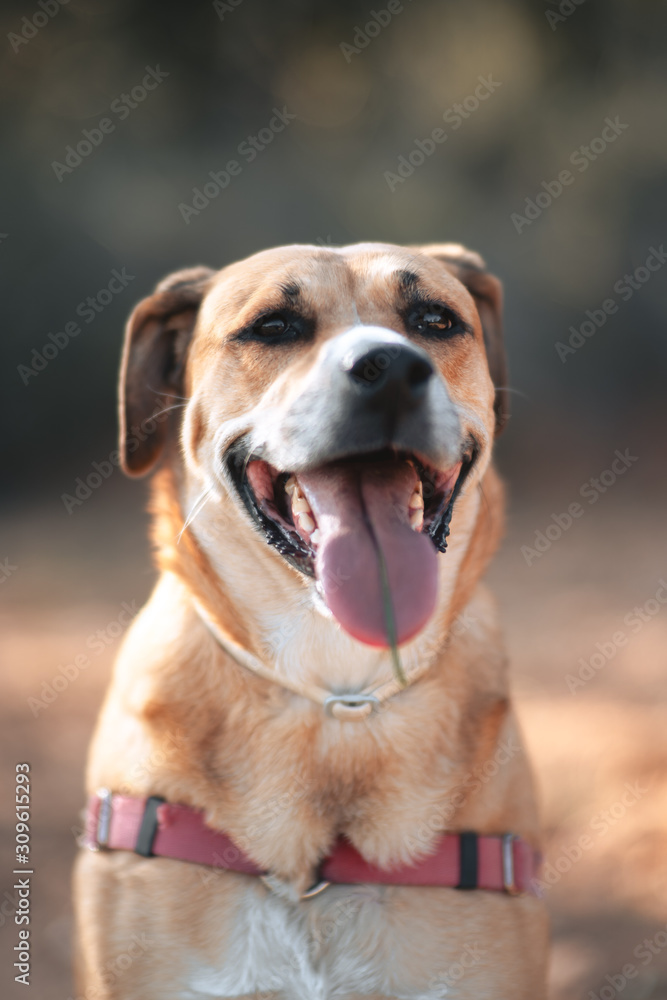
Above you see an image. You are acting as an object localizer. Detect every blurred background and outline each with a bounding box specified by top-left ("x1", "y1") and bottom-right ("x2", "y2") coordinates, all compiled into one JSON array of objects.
[{"x1": 1, "y1": 0, "x2": 666, "y2": 996}]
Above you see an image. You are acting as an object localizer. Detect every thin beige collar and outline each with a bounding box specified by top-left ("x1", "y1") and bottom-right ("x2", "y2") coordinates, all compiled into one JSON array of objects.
[{"x1": 192, "y1": 598, "x2": 437, "y2": 722}]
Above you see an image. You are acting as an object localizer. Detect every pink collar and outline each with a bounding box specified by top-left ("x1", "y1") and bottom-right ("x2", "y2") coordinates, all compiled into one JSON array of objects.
[{"x1": 84, "y1": 791, "x2": 539, "y2": 898}]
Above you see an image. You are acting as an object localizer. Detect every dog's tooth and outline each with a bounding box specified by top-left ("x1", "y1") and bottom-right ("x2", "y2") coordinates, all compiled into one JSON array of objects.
[
  {"x1": 284, "y1": 475, "x2": 297, "y2": 496},
  {"x1": 292, "y1": 496, "x2": 311, "y2": 514},
  {"x1": 409, "y1": 492, "x2": 424, "y2": 512},
  {"x1": 298, "y1": 512, "x2": 315, "y2": 533},
  {"x1": 310, "y1": 528, "x2": 321, "y2": 546},
  {"x1": 410, "y1": 508, "x2": 424, "y2": 530}
]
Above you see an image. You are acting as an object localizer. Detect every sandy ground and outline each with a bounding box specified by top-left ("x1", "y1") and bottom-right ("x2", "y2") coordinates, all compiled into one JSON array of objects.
[{"x1": 1, "y1": 477, "x2": 666, "y2": 999}]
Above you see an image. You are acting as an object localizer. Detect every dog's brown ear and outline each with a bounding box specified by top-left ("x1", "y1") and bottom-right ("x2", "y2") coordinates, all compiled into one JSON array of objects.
[
  {"x1": 414, "y1": 244, "x2": 509, "y2": 436},
  {"x1": 119, "y1": 266, "x2": 215, "y2": 476}
]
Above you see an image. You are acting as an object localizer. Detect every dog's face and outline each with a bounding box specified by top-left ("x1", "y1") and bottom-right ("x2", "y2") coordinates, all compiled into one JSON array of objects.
[{"x1": 120, "y1": 242, "x2": 507, "y2": 650}]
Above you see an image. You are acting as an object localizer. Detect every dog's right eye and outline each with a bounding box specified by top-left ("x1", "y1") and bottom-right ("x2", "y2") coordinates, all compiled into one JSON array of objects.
[
  {"x1": 241, "y1": 311, "x2": 306, "y2": 344},
  {"x1": 233, "y1": 309, "x2": 313, "y2": 345},
  {"x1": 256, "y1": 314, "x2": 289, "y2": 337}
]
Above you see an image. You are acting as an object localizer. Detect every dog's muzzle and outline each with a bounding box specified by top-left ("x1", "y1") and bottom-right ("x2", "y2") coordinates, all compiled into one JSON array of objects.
[
  {"x1": 225, "y1": 326, "x2": 475, "y2": 649},
  {"x1": 257, "y1": 326, "x2": 462, "y2": 473}
]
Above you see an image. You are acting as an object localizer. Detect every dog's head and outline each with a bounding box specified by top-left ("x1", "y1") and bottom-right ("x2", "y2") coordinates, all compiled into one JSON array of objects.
[{"x1": 119, "y1": 243, "x2": 507, "y2": 650}]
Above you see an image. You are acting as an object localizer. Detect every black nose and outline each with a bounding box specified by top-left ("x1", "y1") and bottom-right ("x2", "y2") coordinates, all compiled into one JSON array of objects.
[{"x1": 344, "y1": 342, "x2": 434, "y2": 412}]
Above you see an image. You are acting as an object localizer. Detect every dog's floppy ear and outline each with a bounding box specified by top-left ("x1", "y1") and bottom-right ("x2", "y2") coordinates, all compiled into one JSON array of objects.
[
  {"x1": 414, "y1": 244, "x2": 509, "y2": 436},
  {"x1": 119, "y1": 266, "x2": 215, "y2": 476}
]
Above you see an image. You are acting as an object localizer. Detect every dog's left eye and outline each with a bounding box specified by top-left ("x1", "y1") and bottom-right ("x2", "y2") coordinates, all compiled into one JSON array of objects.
[{"x1": 407, "y1": 304, "x2": 462, "y2": 337}]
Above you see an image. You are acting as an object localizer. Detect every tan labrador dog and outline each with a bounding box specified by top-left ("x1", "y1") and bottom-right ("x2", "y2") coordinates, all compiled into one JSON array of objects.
[{"x1": 74, "y1": 242, "x2": 548, "y2": 999}]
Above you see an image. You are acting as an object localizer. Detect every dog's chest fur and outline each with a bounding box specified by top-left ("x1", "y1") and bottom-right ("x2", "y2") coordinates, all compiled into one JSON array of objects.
[{"x1": 183, "y1": 882, "x2": 456, "y2": 999}]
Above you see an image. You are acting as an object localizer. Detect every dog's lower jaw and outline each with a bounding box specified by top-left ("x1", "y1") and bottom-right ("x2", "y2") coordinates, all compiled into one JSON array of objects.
[{"x1": 179, "y1": 472, "x2": 485, "y2": 704}]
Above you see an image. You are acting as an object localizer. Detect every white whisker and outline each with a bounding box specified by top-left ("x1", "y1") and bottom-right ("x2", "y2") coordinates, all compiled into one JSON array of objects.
[
  {"x1": 494, "y1": 385, "x2": 528, "y2": 400},
  {"x1": 146, "y1": 385, "x2": 192, "y2": 403},
  {"x1": 177, "y1": 486, "x2": 215, "y2": 544},
  {"x1": 151, "y1": 401, "x2": 189, "y2": 419}
]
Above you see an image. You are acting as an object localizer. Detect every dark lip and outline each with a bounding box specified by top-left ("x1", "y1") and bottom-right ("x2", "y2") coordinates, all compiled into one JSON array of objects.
[
  {"x1": 224, "y1": 440, "x2": 477, "y2": 577},
  {"x1": 225, "y1": 443, "x2": 315, "y2": 576}
]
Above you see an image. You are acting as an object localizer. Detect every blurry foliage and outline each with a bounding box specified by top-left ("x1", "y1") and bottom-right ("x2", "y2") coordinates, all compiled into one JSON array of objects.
[{"x1": 1, "y1": 0, "x2": 666, "y2": 497}]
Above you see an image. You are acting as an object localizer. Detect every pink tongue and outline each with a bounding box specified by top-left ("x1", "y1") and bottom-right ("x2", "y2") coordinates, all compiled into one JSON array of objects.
[{"x1": 298, "y1": 461, "x2": 438, "y2": 647}]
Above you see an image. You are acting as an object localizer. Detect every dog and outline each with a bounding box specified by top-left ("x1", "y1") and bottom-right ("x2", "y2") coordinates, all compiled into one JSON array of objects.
[{"x1": 74, "y1": 241, "x2": 549, "y2": 999}]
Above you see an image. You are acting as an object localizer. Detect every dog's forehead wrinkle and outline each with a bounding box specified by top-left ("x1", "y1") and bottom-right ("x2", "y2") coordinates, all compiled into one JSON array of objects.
[
  {"x1": 347, "y1": 253, "x2": 417, "y2": 286},
  {"x1": 207, "y1": 256, "x2": 359, "y2": 331},
  {"x1": 396, "y1": 268, "x2": 420, "y2": 290},
  {"x1": 273, "y1": 272, "x2": 302, "y2": 293},
  {"x1": 337, "y1": 252, "x2": 475, "y2": 323}
]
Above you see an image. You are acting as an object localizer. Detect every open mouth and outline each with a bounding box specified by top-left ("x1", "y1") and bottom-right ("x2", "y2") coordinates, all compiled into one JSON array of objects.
[{"x1": 225, "y1": 445, "x2": 474, "y2": 648}]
